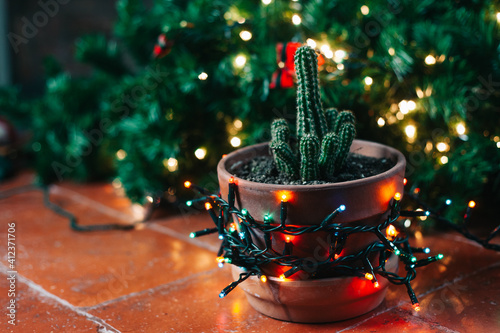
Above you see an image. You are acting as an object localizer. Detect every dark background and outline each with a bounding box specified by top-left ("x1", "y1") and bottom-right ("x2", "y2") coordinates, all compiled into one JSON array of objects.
[{"x1": 6, "y1": 0, "x2": 118, "y2": 95}]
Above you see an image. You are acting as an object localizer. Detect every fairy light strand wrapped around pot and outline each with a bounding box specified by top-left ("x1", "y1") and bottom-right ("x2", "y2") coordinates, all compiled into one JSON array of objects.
[{"x1": 270, "y1": 46, "x2": 356, "y2": 182}]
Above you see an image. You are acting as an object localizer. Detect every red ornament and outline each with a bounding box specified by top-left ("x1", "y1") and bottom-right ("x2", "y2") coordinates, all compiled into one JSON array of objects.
[
  {"x1": 153, "y1": 33, "x2": 174, "y2": 59},
  {"x1": 270, "y1": 42, "x2": 325, "y2": 89}
]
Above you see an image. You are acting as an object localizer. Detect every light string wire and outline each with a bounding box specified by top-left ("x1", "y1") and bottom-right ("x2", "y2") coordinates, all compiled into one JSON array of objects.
[
  {"x1": 0, "y1": 184, "x2": 155, "y2": 231},
  {"x1": 186, "y1": 180, "x2": 445, "y2": 311}
]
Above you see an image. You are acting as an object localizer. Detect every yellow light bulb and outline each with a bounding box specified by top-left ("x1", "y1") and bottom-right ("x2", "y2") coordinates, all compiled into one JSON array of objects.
[
  {"x1": 456, "y1": 123, "x2": 466, "y2": 135},
  {"x1": 405, "y1": 125, "x2": 416, "y2": 139},
  {"x1": 365, "y1": 273, "x2": 374, "y2": 281},
  {"x1": 239, "y1": 30, "x2": 252, "y2": 41},
  {"x1": 364, "y1": 76, "x2": 373, "y2": 86},
  {"x1": 195, "y1": 147, "x2": 207, "y2": 160},
  {"x1": 360, "y1": 5, "x2": 369, "y2": 15},
  {"x1": 260, "y1": 275, "x2": 267, "y2": 283},
  {"x1": 425, "y1": 55, "x2": 436, "y2": 65},
  {"x1": 468, "y1": 201, "x2": 476, "y2": 208},
  {"x1": 292, "y1": 14, "x2": 301, "y2": 25},
  {"x1": 198, "y1": 72, "x2": 208, "y2": 80},
  {"x1": 230, "y1": 136, "x2": 241, "y2": 147},
  {"x1": 377, "y1": 117, "x2": 385, "y2": 127},
  {"x1": 234, "y1": 55, "x2": 247, "y2": 68}
]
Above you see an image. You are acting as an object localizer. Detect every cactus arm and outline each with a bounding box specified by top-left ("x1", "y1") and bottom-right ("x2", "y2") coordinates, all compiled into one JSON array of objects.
[
  {"x1": 334, "y1": 122, "x2": 356, "y2": 171},
  {"x1": 271, "y1": 118, "x2": 290, "y2": 143},
  {"x1": 325, "y1": 108, "x2": 339, "y2": 131},
  {"x1": 333, "y1": 110, "x2": 356, "y2": 134},
  {"x1": 318, "y1": 132, "x2": 339, "y2": 179},
  {"x1": 299, "y1": 134, "x2": 320, "y2": 181},
  {"x1": 295, "y1": 46, "x2": 328, "y2": 140},
  {"x1": 270, "y1": 141, "x2": 299, "y2": 179}
]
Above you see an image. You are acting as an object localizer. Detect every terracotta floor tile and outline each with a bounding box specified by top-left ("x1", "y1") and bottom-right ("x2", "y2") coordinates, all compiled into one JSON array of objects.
[
  {"x1": 414, "y1": 265, "x2": 500, "y2": 332},
  {"x1": 87, "y1": 267, "x2": 431, "y2": 333},
  {"x1": 0, "y1": 270, "x2": 110, "y2": 332},
  {"x1": 0, "y1": 191, "x2": 216, "y2": 307},
  {"x1": 152, "y1": 212, "x2": 222, "y2": 253}
]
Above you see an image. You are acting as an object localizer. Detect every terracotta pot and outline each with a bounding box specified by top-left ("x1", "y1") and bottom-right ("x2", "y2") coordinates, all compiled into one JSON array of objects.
[{"x1": 217, "y1": 139, "x2": 406, "y2": 322}]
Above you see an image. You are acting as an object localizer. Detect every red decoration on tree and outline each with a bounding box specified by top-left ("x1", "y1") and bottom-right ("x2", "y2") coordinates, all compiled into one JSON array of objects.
[
  {"x1": 270, "y1": 42, "x2": 325, "y2": 89},
  {"x1": 153, "y1": 33, "x2": 174, "y2": 59}
]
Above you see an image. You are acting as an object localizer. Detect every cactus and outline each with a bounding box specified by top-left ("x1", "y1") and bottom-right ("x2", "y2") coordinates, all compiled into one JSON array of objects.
[{"x1": 270, "y1": 45, "x2": 356, "y2": 182}]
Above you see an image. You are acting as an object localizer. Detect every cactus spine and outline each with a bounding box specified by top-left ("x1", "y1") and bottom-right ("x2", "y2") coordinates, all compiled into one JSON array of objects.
[{"x1": 270, "y1": 45, "x2": 356, "y2": 182}]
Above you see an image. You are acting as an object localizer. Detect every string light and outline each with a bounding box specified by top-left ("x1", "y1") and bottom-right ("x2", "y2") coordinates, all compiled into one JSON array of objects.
[
  {"x1": 324, "y1": 49, "x2": 334, "y2": 59},
  {"x1": 186, "y1": 181, "x2": 451, "y2": 308},
  {"x1": 360, "y1": 5, "x2": 370, "y2": 15},
  {"x1": 335, "y1": 49, "x2": 347, "y2": 59},
  {"x1": 306, "y1": 38, "x2": 317, "y2": 48},
  {"x1": 292, "y1": 14, "x2": 302, "y2": 25},
  {"x1": 233, "y1": 119, "x2": 243, "y2": 129},
  {"x1": 377, "y1": 117, "x2": 385, "y2": 127},
  {"x1": 198, "y1": 72, "x2": 208, "y2": 80},
  {"x1": 239, "y1": 30, "x2": 252, "y2": 41},
  {"x1": 405, "y1": 125, "x2": 416, "y2": 139},
  {"x1": 163, "y1": 157, "x2": 178, "y2": 172},
  {"x1": 425, "y1": 55, "x2": 436, "y2": 65},
  {"x1": 364, "y1": 76, "x2": 373, "y2": 86},
  {"x1": 116, "y1": 149, "x2": 127, "y2": 160},
  {"x1": 230, "y1": 137, "x2": 242, "y2": 147},
  {"x1": 195, "y1": 147, "x2": 207, "y2": 160},
  {"x1": 436, "y1": 142, "x2": 449, "y2": 152},
  {"x1": 234, "y1": 55, "x2": 247, "y2": 68}
]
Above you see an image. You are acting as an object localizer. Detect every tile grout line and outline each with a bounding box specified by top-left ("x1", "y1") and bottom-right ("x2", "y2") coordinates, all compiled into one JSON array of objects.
[
  {"x1": 0, "y1": 264, "x2": 121, "y2": 333},
  {"x1": 146, "y1": 223, "x2": 220, "y2": 253},
  {"x1": 83, "y1": 267, "x2": 221, "y2": 311},
  {"x1": 338, "y1": 260, "x2": 500, "y2": 332}
]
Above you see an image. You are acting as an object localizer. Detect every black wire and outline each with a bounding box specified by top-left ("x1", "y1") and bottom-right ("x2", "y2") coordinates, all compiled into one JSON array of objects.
[{"x1": 0, "y1": 184, "x2": 147, "y2": 232}]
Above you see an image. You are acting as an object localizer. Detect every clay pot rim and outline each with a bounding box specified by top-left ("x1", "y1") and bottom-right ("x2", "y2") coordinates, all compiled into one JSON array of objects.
[{"x1": 218, "y1": 139, "x2": 405, "y2": 191}]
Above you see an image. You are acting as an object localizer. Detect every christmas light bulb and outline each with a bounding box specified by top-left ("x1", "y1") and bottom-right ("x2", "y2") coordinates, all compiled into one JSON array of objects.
[
  {"x1": 394, "y1": 192, "x2": 402, "y2": 201},
  {"x1": 233, "y1": 119, "x2": 243, "y2": 129},
  {"x1": 365, "y1": 273, "x2": 374, "y2": 281},
  {"x1": 186, "y1": 201, "x2": 192, "y2": 207},
  {"x1": 285, "y1": 235, "x2": 292, "y2": 243},
  {"x1": 292, "y1": 14, "x2": 301, "y2": 25},
  {"x1": 198, "y1": 72, "x2": 208, "y2": 80},
  {"x1": 116, "y1": 149, "x2": 127, "y2": 160},
  {"x1": 424, "y1": 247, "x2": 430, "y2": 254},
  {"x1": 364, "y1": 76, "x2": 373, "y2": 86},
  {"x1": 386, "y1": 225, "x2": 398, "y2": 238},
  {"x1": 374, "y1": 281, "x2": 380, "y2": 288},
  {"x1": 468, "y1": 200, "x2": 476, "y2": 208},
  {"x1": 216, "y1": 256, "x2": 224, "y2": 263},
  {"x1": 403, "y1": 178, "x2": 408, "y2": 185},
  {"x1": 440, "y1": 156, "x2": 448, "y2": 164},
  {"x1": 281, "y1": 193, "x2": 288, "y2": 202},
  {"x1": 437, "y1": 253, "x2": 444, "y2": 259},
  {"x1": 446, "y1": 199, "x2": 452, "y2": 205},
  {"x1": 377, "y1": 117, "x2": 385, "y2": 127},
  {"x1": 189, "y1": 232, "x2": 195, "y2": 238},
  {"x1": 163, "y1": 157, "x2": 178, "y2": 172},
  {"x1": 229, "y1": 176, "x2": 235, "y2": 184},
  {"x1": 339, "y1": 204, "x2": 346, "y2": 211},
  {"x1": 388, "y1": 47, "x2": 395, "y2": 56},
  {"x1": 436, "y1": 142, "x2": 449, "y2": 152},
  {"x1": 360, "y1": 5, "x2": 369, "y2": 15},
  {"x1": 279, "y1": 274, "x2": 285, "y2": 281},
  {"x1": 205, "y1": 202, "x2": 212, "y2": 210},
  {"x1": 241, "y1": 209, "x2": 248, "y2": 216},
  {"x1": 184, "y1": 181, "x2": 192, "y2": 188},
  {"x1": 195, "y1": 147, "x2": 207, "y2": 160},
  {"x1": 234, "y1": 55, "x2": 247, "y2": 68},
  {"x1": 425, "y1": 55, "x2": 436, "y2": 65},
  {"x1": 306, "y1": 38, "x2": 317, "y2": 48},
  {"x1": 260, "y1": 275, "x2": 267, "y2": 283},
  {"x1": 413, "y1": 303, "x2": 421, "y2": 311},
  {"x1": 405, "y1": 125, "x2": 416, "y2": 139},
  {"x1": 230, "y1": 136, "x2": 242, "y2": 147},
  {"x1": 456, "y1": 123, "x2": 466, "y2": 135},
  {"x1": 496, "y1": 12, "x2": 500, "y2": 23},
  {"x1": 239, "y1": 30, "x2": 252, "y2": 41},
  {"x1": 262, "y1": 0, "x2": 272, "y2": 5},
  {"x1": 324, "y1": 49, "x2": 334, "y2": 59}
]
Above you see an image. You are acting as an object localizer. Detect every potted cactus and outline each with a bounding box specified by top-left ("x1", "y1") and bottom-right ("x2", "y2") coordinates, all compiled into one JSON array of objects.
[{"x1": 189, "y1": 45, "x2": 422, "y2": 323}]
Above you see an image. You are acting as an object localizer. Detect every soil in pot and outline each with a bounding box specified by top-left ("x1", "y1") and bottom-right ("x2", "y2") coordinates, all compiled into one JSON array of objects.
[{"x1": 231, "y1": 153, "x2": 395, "y2": 185}]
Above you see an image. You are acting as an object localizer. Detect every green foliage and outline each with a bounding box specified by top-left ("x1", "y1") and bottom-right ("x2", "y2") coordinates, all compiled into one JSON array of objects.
[
  {"x1": 0, "y1": 0, "x2": 498, "y2": 217},
  {"x1": 270, "y1": 46, "x2": 356, "y2": 182}
]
